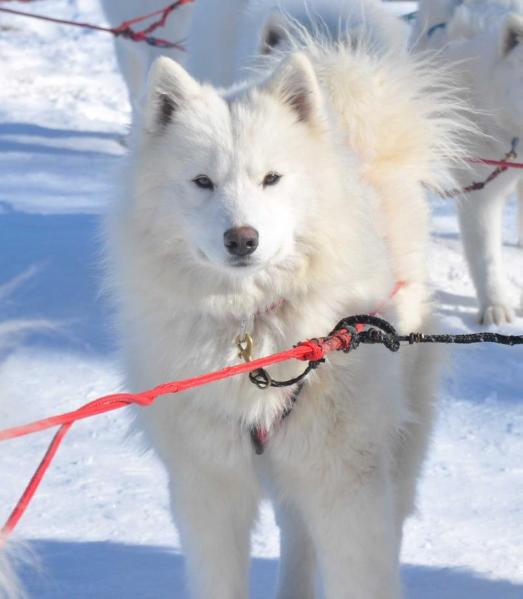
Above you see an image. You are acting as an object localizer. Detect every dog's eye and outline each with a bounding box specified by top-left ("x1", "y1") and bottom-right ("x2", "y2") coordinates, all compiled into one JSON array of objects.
[
  {"x1": 263, "y1": 172, "x2": 282, "y2": 187},
  {"x1": 192, "y1": 175, "x2": 215, "y2": 190}
]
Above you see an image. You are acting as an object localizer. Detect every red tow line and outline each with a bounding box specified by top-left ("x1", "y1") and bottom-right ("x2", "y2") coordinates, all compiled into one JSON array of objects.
[
  {"x1": 0, "y1": 325, "x2": 357, "y2": 540},
  {"x1": 0, "y1": 0, "x2": 193, "y2": 49}
]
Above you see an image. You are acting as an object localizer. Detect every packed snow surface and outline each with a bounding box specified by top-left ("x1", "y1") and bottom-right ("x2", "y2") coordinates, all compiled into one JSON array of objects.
[{"x1": 0, "y1": 1, "x2": 521, "y2": 597}]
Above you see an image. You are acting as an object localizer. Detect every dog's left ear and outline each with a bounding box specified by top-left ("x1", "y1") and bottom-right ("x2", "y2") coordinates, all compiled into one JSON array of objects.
[
  {"x1": 262, "y1": 52, "x2": 326, "y2": 128},
  {"x1": 501, "y1": 14, "x2": 523, "y2": 56},
  {"x1": 143, "y1": 56, "x2": 202, "y2": 133}
]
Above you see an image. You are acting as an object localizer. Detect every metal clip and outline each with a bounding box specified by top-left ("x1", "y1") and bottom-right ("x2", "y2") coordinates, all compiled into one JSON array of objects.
[{"x1": 236, "y1": 333, "x2": 254, "y2": 363}]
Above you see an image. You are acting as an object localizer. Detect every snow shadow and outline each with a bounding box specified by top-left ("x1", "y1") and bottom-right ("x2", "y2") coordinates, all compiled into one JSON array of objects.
[
  {"x1": 0, "y1": 123, "x2": 121, "y2": 141},
  {"x1": 434, "y1": 289, "x2": 523, "y2": 330},
  {"x1": 19, "y1": 540, "x2": 523, "y2": 599},
  {"x1": 0, "y1": 211, "x2": 113, "y2": 354},
  {"x1": 20, "y1": 541, "x2": 276, "y2": 599},
  {"x1": 0, "y1": 123, "x2": 123, "y2": 214}
]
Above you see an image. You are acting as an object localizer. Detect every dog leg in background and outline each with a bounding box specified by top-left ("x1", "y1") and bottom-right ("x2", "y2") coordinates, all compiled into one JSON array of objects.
[
  {"x1": 274, "y1": 502, "x2": 316, "y2": 599},
  {"x1": 185, "y1": 0, "x2": 248, "y2": 86},
  {"x1": 518, "y1": 178, "x2": 523, "y2": 247},
  {"x1": 166, "y1": 457, "x2": 260, "y2": 599},
  {"x1": 457, "y1": 190, "x2": 515, "y2": 325},
  {"x1": 112, "y1": 43, "x2": 150, "y2": 125}
]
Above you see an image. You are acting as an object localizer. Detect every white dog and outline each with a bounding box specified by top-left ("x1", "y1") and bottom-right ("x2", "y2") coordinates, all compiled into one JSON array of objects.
[
  {"x1": 99, "y1": 0, "x2": 193, "y2": 122},
  {"x1": 413, "y1": 0, "x2": 523, "y2": 325},
  {"x1": 105, "y1": 5, "x2": 468, "y2": 598}
]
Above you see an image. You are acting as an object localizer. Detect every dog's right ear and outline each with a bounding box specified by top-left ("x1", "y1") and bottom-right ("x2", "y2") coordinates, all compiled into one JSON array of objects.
[{"x1": 143, "y1": 57, "x2": 201, "y2": 133}]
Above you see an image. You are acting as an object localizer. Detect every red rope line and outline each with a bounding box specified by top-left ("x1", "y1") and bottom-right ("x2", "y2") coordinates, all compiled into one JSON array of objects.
[
  {"x1": 0, "y1": 0, "x2": 193, "y2": 49},
  {"x1": 0, "y1": 332, "x2": 353, "y2": 540}
]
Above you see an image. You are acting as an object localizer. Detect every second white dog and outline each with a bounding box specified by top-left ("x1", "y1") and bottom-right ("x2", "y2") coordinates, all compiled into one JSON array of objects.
[{"x1": 414, "y1": 0, "x2": 523, "y2": 324}]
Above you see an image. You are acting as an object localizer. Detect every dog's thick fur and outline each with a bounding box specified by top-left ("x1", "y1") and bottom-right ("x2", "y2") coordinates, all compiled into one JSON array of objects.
[
  {"x1": 105, "y1": 5, "x2": 469, "y2": 597},
  {"x1": 414, "y1": 0, "x2": 523, "y2": 324}
]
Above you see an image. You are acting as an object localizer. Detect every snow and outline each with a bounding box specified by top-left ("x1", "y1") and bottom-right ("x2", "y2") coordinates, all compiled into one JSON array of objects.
[{"x1": 0, "y1": 1, "x2": 522, "y2": 597}]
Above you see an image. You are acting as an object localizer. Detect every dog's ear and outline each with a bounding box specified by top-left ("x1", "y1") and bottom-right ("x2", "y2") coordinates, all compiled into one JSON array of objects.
[
  {"x1": 260, "y1": 13, "x2": 289, "y2": 55},
  {"x1": 143, "y1": 57, "x2": 201, "y2": 132},
  {"x1": 262, "y1": 52, "x2": 325, "y2": 127},
  {"x1": 501, "y1": 14, "x2": 523, "y2": 56}
]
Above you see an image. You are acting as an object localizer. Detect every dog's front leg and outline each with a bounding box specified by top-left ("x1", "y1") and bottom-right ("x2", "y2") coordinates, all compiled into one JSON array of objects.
[
  {"x1": 457, "y1": 189, "x2": 515, "y2": 325},
  {"x1": 167, "y1": 454, "x2": 260, "y2": 599},
  {"x1": 294, "y1": 461, "x2": 402, "y2": 599}
]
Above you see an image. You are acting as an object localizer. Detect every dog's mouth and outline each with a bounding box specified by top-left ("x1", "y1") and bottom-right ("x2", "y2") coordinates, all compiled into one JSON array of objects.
[
  {"x1": 228, "y1": 257, "x2": 255, "y2": 268},
  {"x1": 196, "y1": 248, "x2": 261, "y2": 271}
]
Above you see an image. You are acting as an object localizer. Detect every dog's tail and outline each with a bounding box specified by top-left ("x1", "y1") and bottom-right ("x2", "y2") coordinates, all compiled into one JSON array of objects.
[{"x1": 316, "y1": 46, "x2": 473, "y2": 195}]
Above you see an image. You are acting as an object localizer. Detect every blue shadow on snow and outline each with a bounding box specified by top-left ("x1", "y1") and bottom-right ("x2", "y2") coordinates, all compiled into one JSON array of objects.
[{"x1": 18, "y1": 540, "x2": 523, "y2": 599}]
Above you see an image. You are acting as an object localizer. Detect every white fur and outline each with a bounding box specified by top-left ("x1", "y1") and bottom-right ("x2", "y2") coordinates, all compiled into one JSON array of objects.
[
  {"x1": 105, "y1": 6, "x2": 469, "y2": 597},
  {"x1": 414, "y1": 0, "x2": 523, "y2": 324},
  {"x1": 99, "y1": 0, "x2": 193, "y2": 122}
]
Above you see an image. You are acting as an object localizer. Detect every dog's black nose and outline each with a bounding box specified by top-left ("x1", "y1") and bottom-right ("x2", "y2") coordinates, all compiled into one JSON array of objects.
[{"x1": 223, "y1": 226, "x2": 259, "y2": 257}]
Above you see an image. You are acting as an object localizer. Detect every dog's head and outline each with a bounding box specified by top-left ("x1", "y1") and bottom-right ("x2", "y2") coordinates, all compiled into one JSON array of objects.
[
  {"x1": 446, "y1": 10, "x2": 523, "y2": 137},
  {"x1": 132, "y1": 53, "x2": 344, "y2": 290}
]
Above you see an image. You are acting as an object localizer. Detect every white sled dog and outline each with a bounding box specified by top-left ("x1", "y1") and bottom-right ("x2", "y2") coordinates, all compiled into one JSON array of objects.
[
  {"x1": 106, "y1": 9, "x2": 469, "y2": 599},
  {"x1": 99, "y1": 0, "x2": 192, "y2": 122},
  {"x1": 413, "y1": 0, "x2": 523, "y2": 325}
]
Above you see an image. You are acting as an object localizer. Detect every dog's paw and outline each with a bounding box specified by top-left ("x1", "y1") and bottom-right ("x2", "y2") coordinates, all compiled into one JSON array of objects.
[{"x1": 479, "y1": 304, "x2": 515, "y2": 326}]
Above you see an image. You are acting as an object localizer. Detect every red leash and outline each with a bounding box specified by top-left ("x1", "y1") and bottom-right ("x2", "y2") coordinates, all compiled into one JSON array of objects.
[
  {"x1": 0, "y1": 329, "x2": 352, "y2": 539},
  {"x1": 0, "y1": 0, "x2": 193, "y2": 49}
]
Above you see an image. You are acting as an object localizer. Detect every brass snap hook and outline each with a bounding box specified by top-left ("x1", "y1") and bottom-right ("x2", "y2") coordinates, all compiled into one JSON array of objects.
[{"x1": 236, "y1": 333, "x2": 254, "y2": 363}]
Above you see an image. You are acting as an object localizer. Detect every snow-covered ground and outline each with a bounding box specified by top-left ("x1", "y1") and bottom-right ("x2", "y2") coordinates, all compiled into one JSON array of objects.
[{"x1": 0, "y1": 1, "x2": 521, "y2": 597}]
